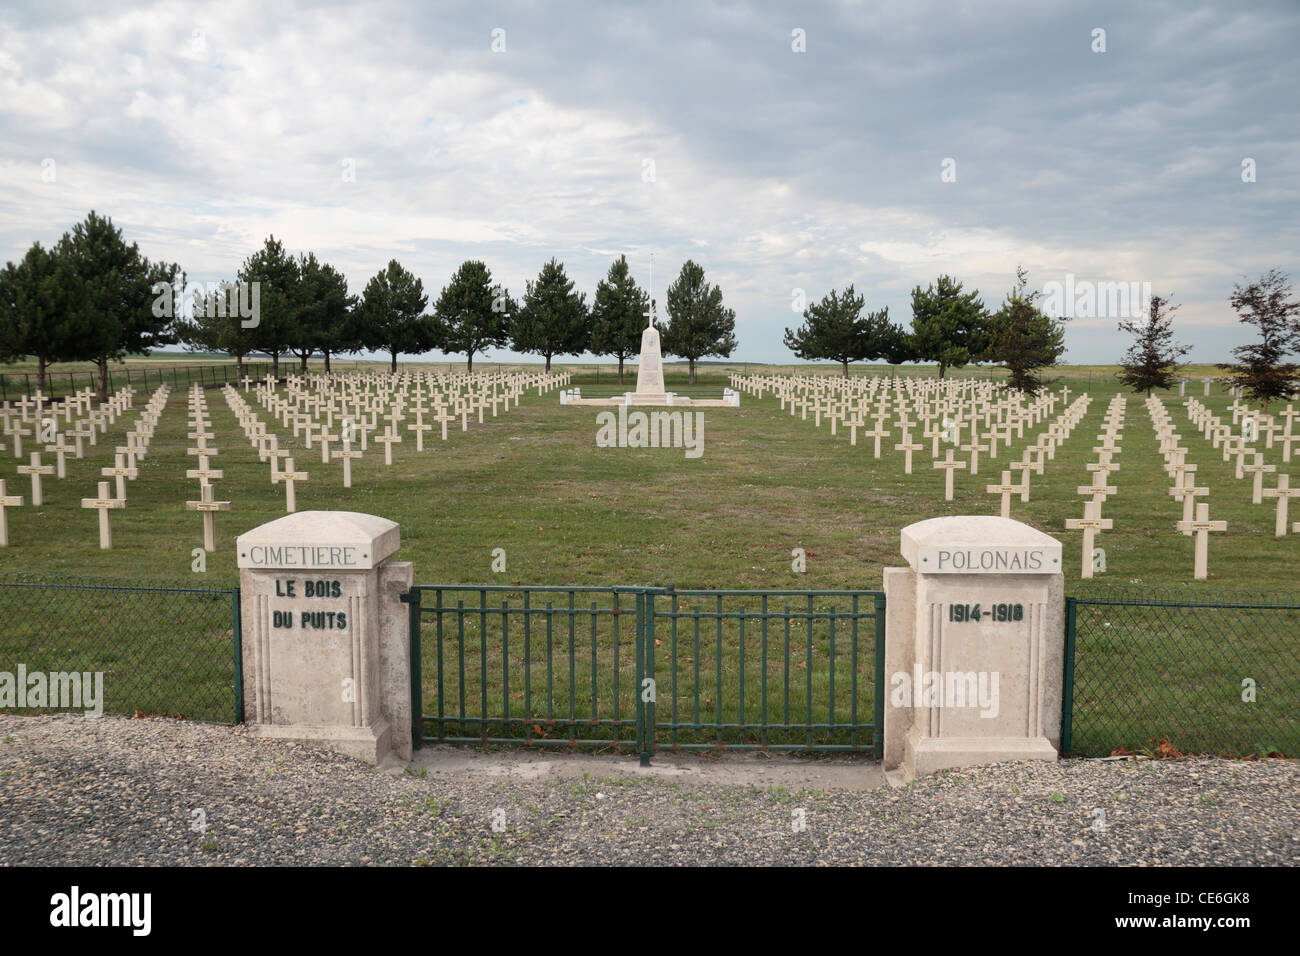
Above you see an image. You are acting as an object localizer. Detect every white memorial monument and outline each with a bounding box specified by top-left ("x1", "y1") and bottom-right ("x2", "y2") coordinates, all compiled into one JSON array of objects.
[{"x1": 565, "y1": 254, "x2": 738, "y2": 408}]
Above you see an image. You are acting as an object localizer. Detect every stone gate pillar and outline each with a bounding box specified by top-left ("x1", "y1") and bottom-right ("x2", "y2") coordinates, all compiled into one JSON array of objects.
[
  {"x1": 236, "y1": 511, "x2": 413, "y2": 764},
  {"x1": 882, "y1": 516, "x2": 1065, "y2": 781}
]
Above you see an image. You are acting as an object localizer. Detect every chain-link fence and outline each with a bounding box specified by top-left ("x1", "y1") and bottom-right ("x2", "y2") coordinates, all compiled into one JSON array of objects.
[
  {"x1": 1065, "y1": 586, "x2": 1300, "y2": 757},
  {"x1": 0, "y1": 573, "x2": 240, "y2": 723}
]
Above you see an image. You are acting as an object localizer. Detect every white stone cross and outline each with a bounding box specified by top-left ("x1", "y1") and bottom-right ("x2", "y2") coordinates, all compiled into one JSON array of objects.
[
  {"x1": 16, "y1": 452, "x2": 54, "y2": 505},
  {"x1": 862, "y1": 420, "x2": 888, "y2": 459},
  {"x1": 186, "y1": 482, "x2": 232, "y2": 551},
  {"x1": 81, "y1": 480, "x2": 126, "y2": 549},
  {"x1": 1261, "y1": 475, "x2": 1300, "y2": 537},
  {"x1": 1076, "y1": 471, "x2": 1117, "y2": 507},
  {"x1": 894, "y1": 430, "x2": 922, "y2": 474},
  {"x1": 1176, "y1": 502, "x2": 1226, "y2": 580},
  {"x1": 1065, "y1": 500, "x2": 1112, "y2": 580},
  {"x1": 101, "y1": 453, "x2": 139, "y2": 499},
  {"x1": 273, "y1": 457, "x2": 309, "y2": 513},
  {"x1": 986, "y1": 470, "x2": 1024, "y2": 519},
  {"x1": 960, "y1": 434, "x2": 988, "y2": 475},
  {"x1": 1241, "y1": 453, "x2": 1276, "y2": 504},
  {"x1": 1167, "y1": 475, "x2": 1208, "y2": 530},
  {"x1": 933, "y1": 448, "x2": 967, "y2": 501},
  {"x1": 185, "y1": 453, "x2": 223, "y2": 489},
  {"x1": 6, "y1": 419, "x2": 31, "y2": 458},
  {"x1": 336, "y1": 440, "x2": 363, "y2": 488},
  {"x1": 0, "y1": 479, "x2": 23, "y2": 547},
  {"x1": 374, "y1": 425, "x2": 402, "y2": 466}
]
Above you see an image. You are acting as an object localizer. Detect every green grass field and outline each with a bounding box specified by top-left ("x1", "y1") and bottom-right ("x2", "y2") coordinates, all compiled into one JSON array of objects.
[{"x1": 0, "y1": 364, "x2": 1295, "y2": 755}]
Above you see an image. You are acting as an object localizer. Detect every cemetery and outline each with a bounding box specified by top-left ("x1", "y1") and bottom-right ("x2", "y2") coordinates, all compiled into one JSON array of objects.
[
  {"x1": 0, "y1": 0, "x2": 1297, "y2": 881},
  {"x1": 0, "y1": 351, "x2": 1296, "y2": 768}
]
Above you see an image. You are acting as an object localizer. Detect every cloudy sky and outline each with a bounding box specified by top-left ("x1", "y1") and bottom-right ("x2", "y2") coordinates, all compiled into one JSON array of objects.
[{"x1": 2, "y1": 0, "x2": 1297, "y2": 365}]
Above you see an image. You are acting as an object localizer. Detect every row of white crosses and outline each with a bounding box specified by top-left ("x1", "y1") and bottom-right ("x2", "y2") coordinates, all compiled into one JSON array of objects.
[
  {"x1": 1149, "y1": 397, "x2": 1231, "y2": 580},
  {"x1": 1063, "y1": 395, "x2": 1125, "y2": 579},
  {"x1": 2, "y1": 387, "x2": 106, "y2": 459},
  {"x1": 78, "y1": 385, "x2": 171, "y2": 549},
  {"x1": 184, "y1": 385, "x2": 232, "y2": 549},
  {"x1": 1187, "y1": 396, "x2": 1300, "y2": 539},
  {"x1": 223, "y1": 386, "x2": 310, "y2": 513},
  {"x1": 731, "y1": 372, "x2": 1102, "y2": 509},
  {"x1": 250, "y1": 368, "x2": 569, "y2": 474},
  {"x1": 982, "y1": 394, "x2": 1093, "y2": 512},
  {"x1": 0, "y1": 385, "x2": 143, "y2": 546},
  {"x1": 264, "y1": 368, "x2": 565, "y2": 436}
]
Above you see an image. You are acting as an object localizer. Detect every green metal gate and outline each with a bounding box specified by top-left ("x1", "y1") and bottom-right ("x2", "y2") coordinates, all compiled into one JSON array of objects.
[{"x1": 401, "y1": 586, "x2": 885, "y2": 763}]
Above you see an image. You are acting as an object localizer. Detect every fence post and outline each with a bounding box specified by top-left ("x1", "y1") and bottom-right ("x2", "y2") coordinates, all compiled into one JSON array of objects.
[
  {"x1": 644, "y1": 590, "x2": 656, "y2": 765},
  {"x1": 1061, "y1": 596, "x2": 1077, "y2": 756},
  {"x1": 873, "y1": 592, "x2": 886, "y2": 759},
  {"x1": 232, "y1": 586, "x2": 245, "y2": 723},
  {"x1": 405, "y1": 588, "x2": 423, "y2": 750},
  {"x1": 635, "y1": 591, "x2": 647, "y2": 765}
]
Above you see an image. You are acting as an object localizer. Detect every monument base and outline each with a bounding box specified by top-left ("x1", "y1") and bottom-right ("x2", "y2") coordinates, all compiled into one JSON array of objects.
[
  {"x1": 563, "y1": 390, "x2": 740, "y2": 408},
  {"x1": 248, "y1": 718, "x2": 393, "y2": 765},
  {"x1": 907, "y1": 735, "x2": 1057, "y2": 779}
]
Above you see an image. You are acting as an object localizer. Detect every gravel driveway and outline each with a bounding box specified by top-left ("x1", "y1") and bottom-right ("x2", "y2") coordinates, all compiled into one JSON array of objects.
[{"x1": 1, "y1": 714, "x2": 1295, "y2": 866}]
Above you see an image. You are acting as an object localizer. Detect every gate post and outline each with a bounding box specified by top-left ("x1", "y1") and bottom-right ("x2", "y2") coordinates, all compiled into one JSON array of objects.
[
  {"x1": 403, "y1": 587, "x2": 423, "y2": 750},
  {"x1": 882, "y1": 516, "x2": 1065, "y2": 781},
  {"x1": 236, "y1": 511, "x2": 414, "y2": 764}
]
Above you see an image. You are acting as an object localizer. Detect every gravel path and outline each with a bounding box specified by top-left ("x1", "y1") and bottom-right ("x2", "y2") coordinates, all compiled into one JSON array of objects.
[{"x1": 1, "y1": 715, "x2": 1296, "y2": 866}]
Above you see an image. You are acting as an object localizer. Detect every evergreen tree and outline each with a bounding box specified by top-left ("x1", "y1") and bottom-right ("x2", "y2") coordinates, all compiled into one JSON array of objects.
[
  {"x1": 589, "y1": 255, "x2": 649, "y2": 384},
  {"x1": 661, "y1": 260, "x2": 737, "y2": 384},
  {"x1": 1116, "y1": 294, "x2": 1190, "y2": 395},
  {"x1": 54, "y1": 211, "x2": 180, "y2": 400},
  {"x1": 1218, "y1": 270, "x2": 1300, "y2": 408},
  {"x1": 358, "y1": 260, "x2": 432, "y2": 373},
  {"x1": 510, "y1": 258, "x2": 589, "y2": 372},
  {"x1": 431, "y1": 260, "x2": 512, "y2": 371},
  {"x1": 237, "y1": 236, "x2": 299, "y2": 378},
  {"x1": 295, "y1": 253, "x2": 356, "y2": 373},
  {"x1": 909, "y1": 275, "x2": 989, "y2": 378},
  {"x1": 783, "y1": 284, "x2": 894, "y2": 377},
  {"x1": 986, "y1": 267, "x2": 1068, "y2": 396},
  {"x1": 0, "y1": 241, "x2": 84, "y2": 393}
]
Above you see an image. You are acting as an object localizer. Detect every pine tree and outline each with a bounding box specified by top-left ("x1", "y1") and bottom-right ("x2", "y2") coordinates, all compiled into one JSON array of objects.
[
  {"x1": 296, "y1": 254, "x2": 356, "y2": 373},
  {"x1": 237, "y1": 236, "x2": 299, "y2": 378},
  {"x1": 1116, "y1": 294, "x2": 1190, "y2": 396},
  {"x1": 431, "y1": 261, "x2": 512, "y2": 372},
  {"x1": 0, "y1": 242, "x2": 84, "y2": 393},
  {"x1": 909, "y1": 275, "x2": 988, "y2": 378},
  {"x1": 1219, "y1": 270, "x2": 1300, "y2": 408},
  {"x1": 54, "y1": 211, "x2": 180, "y2": 400},
  {"x1": 358, "y1": 260, "x2": 432, "y2": 373},
  {"x1": 986, "y1": 267, "x2": 1068, "y2": 396},
  {"x1": 588, "y1": 255, "x2": 648, "y2": 384},
  {"x1": 661, "y1": 260, "x2": 737, "y2": 384},
  {"x1": 510, "y1": 258, "x2": 589, "y2": 372},
  {"x1": 783, "y1": 284, "x2": 894, "y2": 378}
]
